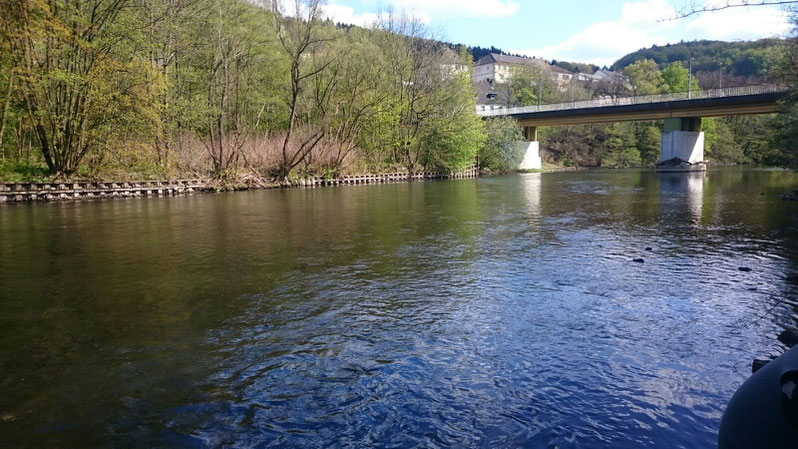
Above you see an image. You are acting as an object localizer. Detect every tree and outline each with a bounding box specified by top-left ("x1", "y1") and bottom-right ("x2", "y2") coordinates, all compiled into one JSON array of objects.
[
  {"x1": 661, "y1": 62, "x2": 698, "y2": 93},
  {"x1": 307, "y1": 29, "x2": 387, "y2": 175},
  {"x1": 187, "y1": 0, "x2": 281, "y2": 177},
  {"x1": 504, "y1": 71, "x2": 538, "y2": 107},
  {"x1": 674, "y1": 1, "x2": 798, "y2": 18},
  {"x1": 419, "y1": 72, "x2": 486, "y2": 171},
  {"x1": 1, "y1": 0, "x2": 162, "y2": 176},
  {"x1": 624, "y1": 59, "x2": 666, "y2": 95},
  {"x1": 272, "y1": 0, "x2": 338, "y2": 181},
  {"x1": 479, "y1": 117, "x2": 524, "y2": 173},
  {"x1": 0, "y1": 34, "x2": 14, "y2": 157},
  {"x1": 634, "y1": 122, "x2": 661, "y2": 165},
  {"x1": 775, "y1": 10, "x2": 798, "y2": 167},
  {"x1": 601, "y1": 123, "x2": 641, "y2": 167}
]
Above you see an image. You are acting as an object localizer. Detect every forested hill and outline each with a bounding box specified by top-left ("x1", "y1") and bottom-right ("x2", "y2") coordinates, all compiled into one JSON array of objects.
[
  {"x1": 446, "y1": 38, "x2": 784, "y2": 81},
  {"x1": 611, "y1": 39, "x2": 784, "y2": 78}
]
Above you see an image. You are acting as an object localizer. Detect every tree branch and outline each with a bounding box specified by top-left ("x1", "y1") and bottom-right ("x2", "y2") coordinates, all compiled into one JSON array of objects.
[{"x1": 671, "y1": 0, "x2": 798, "y2": 19}]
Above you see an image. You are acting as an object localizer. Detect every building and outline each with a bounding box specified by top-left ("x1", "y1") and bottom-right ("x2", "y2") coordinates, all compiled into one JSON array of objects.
[
  {"x1": 473, "y1": 53, "x2": 580, "y2": 91},
  {"x1": 473, "y1": 53, "x2": 550, "y2": 84},
  {"x1": 549, "y1": 64, "x2": 575, "y2": 88}
]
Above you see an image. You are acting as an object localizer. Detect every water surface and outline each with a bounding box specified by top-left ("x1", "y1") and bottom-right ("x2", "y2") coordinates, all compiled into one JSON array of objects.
[{"x1": 2, "y1": 168, "x2": 798, "y2": 448}]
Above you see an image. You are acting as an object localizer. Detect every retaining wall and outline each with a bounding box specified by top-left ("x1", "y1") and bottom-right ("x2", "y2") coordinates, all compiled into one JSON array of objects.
[
  {"x1": 0, "y1": 180, "x2": 206, "y2": 203},
  {"x1": 0, "y1": 167, "x2": 479, "y2": 203}
]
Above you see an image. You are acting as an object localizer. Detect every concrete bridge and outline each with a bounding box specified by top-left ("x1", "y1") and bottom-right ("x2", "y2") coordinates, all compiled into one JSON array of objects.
[{"x1": 477, "y1": 85, "x2": 788, "y2": 171}]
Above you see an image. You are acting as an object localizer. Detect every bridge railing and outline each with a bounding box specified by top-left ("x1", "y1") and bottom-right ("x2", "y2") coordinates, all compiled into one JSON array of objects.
[{"x1": 476, "y1": 84, "x2": 789, "y2": 117}]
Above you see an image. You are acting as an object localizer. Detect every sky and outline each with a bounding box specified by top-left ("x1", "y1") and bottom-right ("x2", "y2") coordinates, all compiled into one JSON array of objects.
[{"x1": 319, "y1": 0, "x2": 794, "y2": 67}]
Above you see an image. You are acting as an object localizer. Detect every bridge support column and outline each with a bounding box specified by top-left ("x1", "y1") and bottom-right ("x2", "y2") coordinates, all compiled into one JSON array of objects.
[
  {"x1": 519, "y1": 126, "x2": 542, "y2": 171},
  {"x1": 658, "y1": 118, "x2": 706, "y2": 172}
]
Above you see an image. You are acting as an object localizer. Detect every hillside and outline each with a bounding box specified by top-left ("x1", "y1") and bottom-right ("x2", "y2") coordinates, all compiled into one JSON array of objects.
[{"x1": 611, "y1": 39, "x2": 785, "y2": 79}]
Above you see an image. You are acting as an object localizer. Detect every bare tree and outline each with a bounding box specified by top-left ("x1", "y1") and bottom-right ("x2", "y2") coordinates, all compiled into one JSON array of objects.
[
  {"x1": 273, "y1": 0, "x2": 338, "y2": 181},
  {"x1": 673, "y1": 0, "x2": 797, "y2": 18}
]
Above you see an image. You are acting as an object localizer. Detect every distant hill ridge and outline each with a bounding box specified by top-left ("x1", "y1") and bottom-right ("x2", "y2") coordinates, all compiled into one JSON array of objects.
[
  {"x1": 331, "y1": 21, "x2": 784, "y2": 79},
  {"x1": 610, "y1": 39, "x2": 784, "y2": 78},
  {"x1": 451, "y1": 39, "x2": 783, "y2": 80}
]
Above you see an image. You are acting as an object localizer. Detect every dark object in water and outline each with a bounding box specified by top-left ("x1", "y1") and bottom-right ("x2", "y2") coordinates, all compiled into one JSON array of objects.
[
  {"x1": 753, "y1": 359, "x2": 771, "y2": 373},
  {"x1": 633, "y1": 258, "x2": 645, "y2": 263},
  {"x1": 779, "y1": 330, "x2": 798, "y2": 349},
  {"x1": 738, "y1": 267, "x2": 752, "y2": 272},
  {"x1": 719, "y1": 345, "x2": 798, "y2": 448},
  {"x1": 656, "y1": 157, "x2": 707, "y2": 173}
]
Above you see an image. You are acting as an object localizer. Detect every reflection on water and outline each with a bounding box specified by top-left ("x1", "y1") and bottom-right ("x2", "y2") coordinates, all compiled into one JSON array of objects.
[
  {"x1": 522, "y1": 173, "x2": 542, "y2": 220},
  {"x1": 1, "y1": 168, "x2": 798, "y2": 448},
  {"x1": 659, "y1": 172, "x2": 705, "y2": 224}
]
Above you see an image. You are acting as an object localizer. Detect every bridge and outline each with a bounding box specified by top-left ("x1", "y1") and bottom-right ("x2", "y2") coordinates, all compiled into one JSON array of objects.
[{"x1": 477, "y1": 85, "x2": 788, "y2": 171}]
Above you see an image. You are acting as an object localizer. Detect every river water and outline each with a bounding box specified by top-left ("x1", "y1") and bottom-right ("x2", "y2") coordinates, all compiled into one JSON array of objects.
[{"x1": 2, "y1": 168, "x2": 798, "y2": 448}]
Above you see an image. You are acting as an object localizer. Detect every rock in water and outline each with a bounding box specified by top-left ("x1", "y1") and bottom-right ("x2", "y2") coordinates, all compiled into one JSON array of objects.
[
  {"x1": 633, "y1": 258, "x2": 645, "y2": 263},
  {"x1": 752, "y1": 359, "x2": 770, "y2": 373},
  {"x1": 778, "y1": 329, "x2": 798, "y2": 348},
  {"x1": 738, "y1": 267, "x2": 752, "y2": 272}
]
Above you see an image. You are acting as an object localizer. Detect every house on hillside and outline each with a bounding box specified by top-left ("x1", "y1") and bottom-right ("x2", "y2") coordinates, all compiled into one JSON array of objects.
[
  {"x1": 592, "y1": 69, "x2": 632, "y2": 97},
  {"x1": 473, "y1": 53, "x2": 550, "y2": 84},
  {"x1": 549, "y1": 64, "x2": 575, "y2": 88},
  {"x1": 473, "y1": 53, "x2": 581, "y2": 95}
]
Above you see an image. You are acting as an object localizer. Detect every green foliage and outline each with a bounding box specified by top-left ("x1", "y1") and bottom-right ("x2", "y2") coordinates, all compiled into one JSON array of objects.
[
  {"x1": 612, "y1": 39, "x2": 784, "y2": 80},
  {"x1": 624, "y1": 59, "x2": 666, "y2": 95},
  {"x1": 633, "y1": 123, "x2": 661, "y2": 166},
  {"x1": 0, "y1": 159, "x2": 50, "y2": 182},
  {"x1": 662, "y1": 62, "x2": 698, "y2": 93},
  {"x1": 479, "y1": 117, "x2": 525, "y2": 173},
  {"x1": 506, "y1": 72, "x2": 538, "y2": 107},
  {"x1": 551, "y1": 60, "x2": 599, "y2": 74},
  {"x1": 421, "y1": 74, "x2": 486, "y2": 171},
  {"x1": 600, "y1": 123, "x2": 642, "y2": 168},
  {"x1": 1, "y1": 0, "x2": 164, "y2": 176},
  {"x1": 0, "y1": 1, "x2": 486, "y2": 181}
]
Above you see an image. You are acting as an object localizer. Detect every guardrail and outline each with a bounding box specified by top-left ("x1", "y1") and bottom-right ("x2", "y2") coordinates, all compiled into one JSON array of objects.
[{"x1": 477, "y1": 84, "x2": 789, "y2": 117}]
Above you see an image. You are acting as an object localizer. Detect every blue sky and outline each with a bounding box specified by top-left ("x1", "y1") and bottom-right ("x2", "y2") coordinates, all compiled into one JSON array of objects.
[{"x1": 321, "y1": 0, "x2": 793, "y2": 67}]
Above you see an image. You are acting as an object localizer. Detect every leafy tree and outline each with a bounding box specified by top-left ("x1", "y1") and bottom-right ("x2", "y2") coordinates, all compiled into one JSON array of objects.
[
  {"x1": 1, "y1": 0, "x2": 162, "y2": 176},
  {"x1": 623, "y1": 59, "x2": 666, "y2": 95},
  {"x1": 420, "y1": 73, "x2": 486, "y2": 171},
  {"x1": 633, "y1": 122, "x2": 661, "y2": 165},
  {"x1": 504, "y1": 72, "x2": 538, "y2": 107},
  {"x1": 479, "y1": 117, "x2": 524, "y2": 173},
  {"x1": 601, "y1": 123, "x2": 641, "y2": 167},
  {"x1": 661, "y1": 62, "x2": 698, "y2": 93}
]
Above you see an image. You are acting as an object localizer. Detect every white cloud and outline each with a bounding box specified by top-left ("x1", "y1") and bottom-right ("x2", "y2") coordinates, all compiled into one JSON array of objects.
[
  {"x1": 320, "y1": 0, "x2": 520, "y2": 28},
  {"x1": 510, "y1": 0, "x2": 791, "y2": 68},
  {"x1": 511, "y1": 0, "x2": 677, "y2": 67},
  {"x1": 684, "y1": 4, "x2": 791, "y2": 40},
  {"x1": 388, "y1": 0, "x2": 520, "y2": 18},
  {"x1": 322, "y1": 3, "x2": 379, "y2": 26}
]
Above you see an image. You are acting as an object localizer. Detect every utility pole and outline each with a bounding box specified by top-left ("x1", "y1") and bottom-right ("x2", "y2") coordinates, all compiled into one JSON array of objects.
[
  {"x1": 688, "y1": 57, "x2": 693, "y2": 99},
  {"x1": 538, "y1": 81, "x2": 542, "y2": 107}
]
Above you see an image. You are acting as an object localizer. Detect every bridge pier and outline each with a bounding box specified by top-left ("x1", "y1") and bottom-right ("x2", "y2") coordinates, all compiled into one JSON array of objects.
[
  {"x1": 519, "y1": 126, "x2": 542, "y2": 171},
  {"x1": 658, "y1": 117, "x2": 706, "y2": 172}
]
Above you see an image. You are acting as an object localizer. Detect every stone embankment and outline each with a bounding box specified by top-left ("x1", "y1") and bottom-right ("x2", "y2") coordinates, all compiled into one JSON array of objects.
[
  {"x1": 294, "y1": 166, "x2": 479, "y2": 187},
  {"x1": 0, "y1": 179, "x2": 206, "y2": 203},
  {"x1": 0, "y1": 167, "x2": 479, "y2": 203}
]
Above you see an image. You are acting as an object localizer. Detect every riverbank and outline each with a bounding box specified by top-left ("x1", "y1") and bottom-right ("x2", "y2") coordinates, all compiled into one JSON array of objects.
[{"x1": 0, "y1": 167, "x2": 479, "y2": 204}]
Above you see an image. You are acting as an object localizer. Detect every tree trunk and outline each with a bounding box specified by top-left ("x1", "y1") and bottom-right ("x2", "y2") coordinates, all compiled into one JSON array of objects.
[{"x1": 0, "y1": 71, "x2": 13, "y2": 158}]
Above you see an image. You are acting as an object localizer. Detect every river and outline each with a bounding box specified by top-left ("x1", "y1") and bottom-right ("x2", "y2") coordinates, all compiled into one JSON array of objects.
[{"x1": 1, "y1": 168, "x2": 797, "y2": 448}]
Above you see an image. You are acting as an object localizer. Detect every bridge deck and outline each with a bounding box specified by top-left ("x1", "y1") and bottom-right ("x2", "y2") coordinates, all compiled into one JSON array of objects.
[{"x1": 477, "y1": 85, "x2": 787, "y2": 127}]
